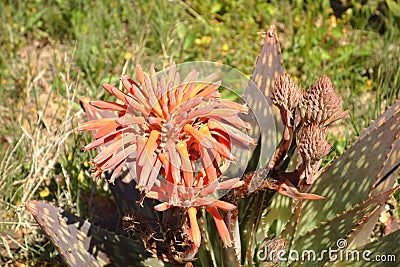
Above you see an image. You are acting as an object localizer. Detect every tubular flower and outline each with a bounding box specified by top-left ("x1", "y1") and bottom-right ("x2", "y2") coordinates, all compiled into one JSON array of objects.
[
  {"x1": 79, "y1": 62, "x2": 256, "y2": 249},
  {"x1": 299, "y1": 75, "x2": 346, "y2": 127},
  {"x1": 147, "y1": 177, "x2": 243, "y2": 248}
]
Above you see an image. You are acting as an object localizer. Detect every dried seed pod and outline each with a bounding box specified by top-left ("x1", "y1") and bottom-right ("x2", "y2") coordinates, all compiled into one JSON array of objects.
[
  {"x1": 268, "y1": 73, "x2": 302, "y2": 170},
  {"x1": 297, "y1": 124, "x2": 331, "y2": 184},
  {"x1": 271, "y1": 73, "x2": 302, "y2": 127},
  {"x1": 299, "y1": 75, "x2": 344, "y2": 126}
]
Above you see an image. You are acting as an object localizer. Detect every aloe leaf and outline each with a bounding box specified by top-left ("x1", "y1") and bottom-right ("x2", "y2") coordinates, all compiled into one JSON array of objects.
[
  {"x1": 196, "y1": 241, "x2": 216, "y2": 267},
  {"x1": 343, "y1": 202, "x2": 386, "y2": 250},
  {"x1": 237, "y1": 25, "x2": 285, "y2": 265},
  {"x1": 330, "y1": 229, "x2": 400, "y2": 267},
  {"x1": 292, "y1": 100, "x2": 400, "y2": 236},
  {"x1": 238, "y1": 190, "x2": 277, "y2": 266},
  {"x1": 26, "y1": 201, "x2": 162, "y2": 266},
  {"x1": 276, "y1": 198, "x2": 302, "y2": 248},
  {"x1": 243, "y1": 25, "x2": 283, "y2": 172},
  {"x1": 289, "y1": 188, "x2": 396, "y2": 267},
  {"x1": 349, "y1": 127, "x2": 400, "y2": 249},
  {"x1": 358, "y1": 100, "x2": 400, "y2": 139},
  {"x1": 368, "y1": 103, "x2": 400, "y2": 197}
]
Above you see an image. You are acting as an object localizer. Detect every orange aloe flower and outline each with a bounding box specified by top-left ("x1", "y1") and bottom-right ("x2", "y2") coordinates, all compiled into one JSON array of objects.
[{"x1": 79, "y1": 62, "x2": 256, "y2": 249}]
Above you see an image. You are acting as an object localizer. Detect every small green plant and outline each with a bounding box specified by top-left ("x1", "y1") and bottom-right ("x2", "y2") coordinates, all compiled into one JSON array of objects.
[{"x1": 26, "y1": 26, "x2": 399, "y2": 267}]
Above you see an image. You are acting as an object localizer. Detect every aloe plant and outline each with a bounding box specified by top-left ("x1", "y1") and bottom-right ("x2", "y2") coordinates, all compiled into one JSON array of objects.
[{"x1": 27, "y1": 26, "x2": 399, "y2": 266}]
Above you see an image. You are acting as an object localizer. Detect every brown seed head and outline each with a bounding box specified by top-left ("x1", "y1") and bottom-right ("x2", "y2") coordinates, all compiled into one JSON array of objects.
[
  {"x1": 297, "y1": 124, "x2": 331, "y2": 184},
  {"x1": 297, "y1": 124, "x2": 331, "y2": 163},
  {"x1": 271, "y1": 73, "x2": 302, "y2": 126},
  {"x1": 299, "y1": 75, "x2": 343, "y2": 126}
]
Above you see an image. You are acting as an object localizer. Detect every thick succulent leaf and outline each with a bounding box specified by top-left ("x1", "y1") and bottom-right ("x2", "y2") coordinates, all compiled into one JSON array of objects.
[
  {"x1": 289, "y1": 188, "x2": 395, "y2": 267},
  {"x1": 343, "y1": 202, "x2": 386, "y2": 250},
  {"x1": 236, "y1": 25, "x2": 285, "y2": 265},
  {"x1": 367, "y1": 100, "x2": 400, "y2": 197},
  {"x1": 238, "y1": 191, "x2": 277, "y2": 266},
  {"x1": 259, "y1": 194, "x2": 294, "y2": 238},
  {"x1": 243, "y1": 25, "x2": 284, "y2": 172},
  {"x1": 196, "y1": 241, "x2": 216, "y2": 267},
  {"x1": 26, "y1": 201, "x2": 162, "y2": 267},
  {"x1": 329, "y1": 230, "x2": 400, "y2": 267},
  {"x1": 357, "y1": 99, "x2": 400, "y2": 139},
  {"x1": 274, "y1": 198, "x2": 302, "y2": 249},
  {"x1": 288, "y1": 100, "x2": 400, "y2": 237}
]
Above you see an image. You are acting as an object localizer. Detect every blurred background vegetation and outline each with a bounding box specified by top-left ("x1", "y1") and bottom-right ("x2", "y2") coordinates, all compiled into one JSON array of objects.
[{"x1": 0, "y1": 0, "x2": 399, "y2": 265}]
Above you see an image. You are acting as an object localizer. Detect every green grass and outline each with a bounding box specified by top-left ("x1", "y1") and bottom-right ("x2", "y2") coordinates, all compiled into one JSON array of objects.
[{"x1": 0, "y1": 0, "x2": 399, "y2": 264}]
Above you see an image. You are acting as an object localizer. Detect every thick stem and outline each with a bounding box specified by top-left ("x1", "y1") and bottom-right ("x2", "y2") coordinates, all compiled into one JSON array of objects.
[{"x1": 268, "y1": 110, "x2": 296, "y2": 170}]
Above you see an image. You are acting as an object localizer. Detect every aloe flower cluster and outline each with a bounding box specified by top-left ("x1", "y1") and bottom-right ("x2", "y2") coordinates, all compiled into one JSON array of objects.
[{"x1": 79, "y1": 62, "x2": 255, "y2": 250}]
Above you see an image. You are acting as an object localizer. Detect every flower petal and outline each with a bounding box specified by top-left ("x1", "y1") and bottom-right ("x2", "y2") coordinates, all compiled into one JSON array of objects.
[
  {"x1": 208, "y1": 119, "x2": 256, "y2": 146},
  {"x1": 195, "y1": 199, "x2": 236, "y2": 211},
  {"x1": 125, "y1": 95, "x2": 150, "y2": 116},
  {"x1": 218, "y1": 178, "x2": 244, "y2": 190},
  {"x1": 138, "y1": 154, "x2": 157, "y2": 188},
  {"x1": 146, "y1": 157, "x2": 162, "y2": 189},
  {"x1": 217, "y1": 99, "x2": 249, "y2": 113},
  {"x1": 167, "y1": 81, "x2": 177, "y2": 112},
  {"x1": 81, "y1": 97, "x2": 116, "y2": 121},
  {"x1": 183, "y1": 124, "x2": 214, "y2": 149},
  {"x1": 277, "y1": 181, "x2": 325, "y2": 200},
  {"x1": 93, "y1": 138, "x2": 124, "y2": 163},
  {"x1": 94, "y1": 120, "x2": 120, "y2": 139},
  {"x1": 135, "y1": 135, "x2": 147, "y2": 181},
  {"x1": 136, "y1": 64, "x2": 147, "y2": 88},
  {"x1": 212, "y1": 115, "x2": 252, "y2": 129},
  {"x1": 207, "y1": 108, "x2": 241, "y2": 118},
  {"x1": 138, "y1": 130, "x2": 160, "y2": 166},
  {"x1": 150, "y1": 64, "x2": 158, "y2": 92},
  {"x1": 121, "y1": 75, "x2": 148, "y2": 106},
  {"x1": 165, "y1": 140, "x2": 182, "y2": 184},
  {"x1": 116, "y1": 114, "x2": 146, "y2": 127},
  {"x1": 174, "y1": 97, "x2": 204, "y2": 115},
  {"x1": 158, "y1": 152, "x2": 173, "y2": 183},
  {"x1": 144, "y1": 75, "x2": 163, "y2": 117},
  {"x1": 82, "y1": 129, "x2": 125, "y2": 151},
  {"x1": 214, "y1": 200, "x2": 237, "y2": 211},
  {"x1": 102, "y1": 83, "x2": 129, "y2": 104},
  {"x1": 166, "y1": 62, "x2": 177, "y2": 90},
  {"x1": 154, "y1": 202, "x2": 172, "y2": 211},
  {"x1": 89, "y1": 100, "x2": 127, "y2": 112},
  {"x1": 108, "y1": 160, "x2": 126, "y2": 184},
  {"x1": 78, "y1": 118, "x2": 117, "y2": 131},
  {"x1": 198, "y1": 81, "x2": 222, "y2": 97},
  {"x1": 205, "y1": 206, "x2": 231, "y2": 247},
  {"x1": 181, "y1": 81, "x2": 196, "y2": 103},
  {"x1": 188, "y1": 207, "x2": 201, "y2": 249},
  {"x1": 177, "y1": 141, "x2": 194, "y2": 187},
  {"x1": 199, "y1": 146, "x2": 218, "y2": 183},
  {"x1": 189, "y1": 72, "x2": 219, "y2": 98},
  {"x1": 199, "y1": 125, "x2": 235, "y2": 161}
]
